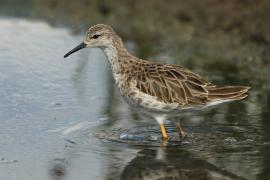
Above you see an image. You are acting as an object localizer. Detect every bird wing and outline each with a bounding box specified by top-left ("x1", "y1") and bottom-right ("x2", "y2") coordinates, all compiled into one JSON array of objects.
[{"x1": 134, "y1": 63, "x2": 213, "y2": 106}]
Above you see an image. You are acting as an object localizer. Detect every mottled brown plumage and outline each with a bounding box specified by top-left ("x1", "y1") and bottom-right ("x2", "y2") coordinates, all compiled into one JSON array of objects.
[
  {"x1": 109, "y1": 53, "x2": 250, "y2": 113},
  {"x1": 126, "y1": 61, "x2": 249, "y2": 107},
  {"x1": 64, "y1": 24, "x2": 250, "y2": 141}
]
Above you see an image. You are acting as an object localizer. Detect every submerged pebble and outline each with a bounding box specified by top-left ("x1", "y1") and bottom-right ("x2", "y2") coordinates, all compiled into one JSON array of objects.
[
  {"x1": 119, "y1": 133, "x2": 144, "y2": 141},
  {"x1": 224, "y1": 137, "x2": 237, "y2": 143},
  {"x1": 148, "y1": 135, "x2": 159, "y2": 141}
]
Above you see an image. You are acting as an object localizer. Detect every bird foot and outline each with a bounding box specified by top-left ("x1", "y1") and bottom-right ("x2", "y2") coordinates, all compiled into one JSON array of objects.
[{"x1": 161, "y1": 136, "x2": 168, "y2": 146}]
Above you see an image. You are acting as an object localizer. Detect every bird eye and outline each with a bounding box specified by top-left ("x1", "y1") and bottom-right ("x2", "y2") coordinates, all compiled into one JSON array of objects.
[{"x1": 92, "y1": 34, "x2": 100, "y2": 39}]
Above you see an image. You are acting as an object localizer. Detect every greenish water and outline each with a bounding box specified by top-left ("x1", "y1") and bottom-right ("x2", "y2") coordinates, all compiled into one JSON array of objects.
[{"x1": 0, "y1": 8, "x2": 270, "y2": 180}]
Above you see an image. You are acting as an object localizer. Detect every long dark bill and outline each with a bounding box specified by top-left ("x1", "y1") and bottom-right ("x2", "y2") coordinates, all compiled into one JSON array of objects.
[{"x1": 64, "y1": 42, "x2": 86, "y2": 58}]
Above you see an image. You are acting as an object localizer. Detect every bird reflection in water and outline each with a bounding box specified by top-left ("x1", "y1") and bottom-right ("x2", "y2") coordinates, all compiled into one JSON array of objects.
[{"x1": 120, "y1": 148, "x2": 246, "y2": 180}]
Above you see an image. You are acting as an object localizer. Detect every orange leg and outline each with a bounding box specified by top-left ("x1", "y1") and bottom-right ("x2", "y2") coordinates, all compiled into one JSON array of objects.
[
  {"x1": 155, "y1": 116, "x2": 168, "y2": 145},
  {"x1": 159, "y1": 123, "x2": 168, "y2": 140},
  {"x1": 176, "y1": 121, "x2": 185, "y2": 140}
]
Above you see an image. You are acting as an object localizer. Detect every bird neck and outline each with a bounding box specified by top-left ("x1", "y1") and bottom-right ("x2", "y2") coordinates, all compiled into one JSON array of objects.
[{"x1": 101, "y1": 35, "x2": 131, "y2": 74}]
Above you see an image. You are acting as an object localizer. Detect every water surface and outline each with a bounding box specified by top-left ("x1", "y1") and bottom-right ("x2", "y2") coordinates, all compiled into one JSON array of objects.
[{"x1": 0, "y1": 17, "x2": 270, "y2": 180}]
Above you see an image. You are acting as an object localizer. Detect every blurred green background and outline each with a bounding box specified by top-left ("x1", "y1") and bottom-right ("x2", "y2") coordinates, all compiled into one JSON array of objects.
[{"x1": 1, "y1": 0, "x2": 270, "y2": 61}]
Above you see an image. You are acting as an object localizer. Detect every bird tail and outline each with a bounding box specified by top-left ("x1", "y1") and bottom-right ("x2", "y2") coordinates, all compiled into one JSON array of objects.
[{"x1": 207, "y1": 86, "x2": 250, "y2": 101}]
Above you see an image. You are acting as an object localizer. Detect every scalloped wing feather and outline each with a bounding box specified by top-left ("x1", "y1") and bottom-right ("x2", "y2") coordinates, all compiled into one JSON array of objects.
[{"x1": 133, "y1": 63, "x2": 249, "y2": 107}]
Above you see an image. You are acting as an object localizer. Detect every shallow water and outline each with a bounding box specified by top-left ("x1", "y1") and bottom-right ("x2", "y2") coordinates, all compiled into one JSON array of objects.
[{"x1": 0, "y1": 17, "x2": 270, "y2": 180}]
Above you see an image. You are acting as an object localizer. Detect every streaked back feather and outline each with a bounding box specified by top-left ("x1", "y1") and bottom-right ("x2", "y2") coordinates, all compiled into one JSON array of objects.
[{"x1": 128, "y1": 62, "x2": 250, "y2": 107}]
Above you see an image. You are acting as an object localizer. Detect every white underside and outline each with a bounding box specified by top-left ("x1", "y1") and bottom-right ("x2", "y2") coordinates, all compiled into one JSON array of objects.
[{"x1": 205, "y1": 99, "x2": 234, "y2": 107}]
